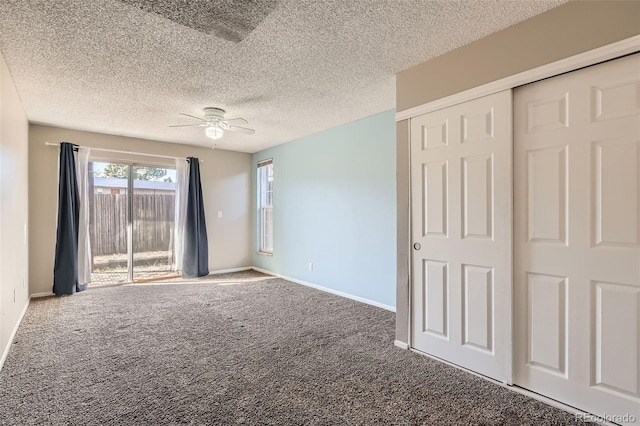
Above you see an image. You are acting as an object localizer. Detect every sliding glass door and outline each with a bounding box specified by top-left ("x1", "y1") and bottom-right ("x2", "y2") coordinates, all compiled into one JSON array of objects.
[
  {"x1": 132, "y1": 165, "x2": 177, "y2": 282},
  {"x1": 88, "y1": 161, "x2": 177, "y2": 286},
  {"x1": 89, "y1": 161, "x2": 130, "y2": 286}
]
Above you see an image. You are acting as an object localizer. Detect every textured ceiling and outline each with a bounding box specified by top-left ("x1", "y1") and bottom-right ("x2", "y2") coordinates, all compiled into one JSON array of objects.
[
  {"x1": 118, "y1": 0, "x2": 279, "y2": 43},
  {"x1": 0, "y1": 0, "x2": 566, "y2": 153}
]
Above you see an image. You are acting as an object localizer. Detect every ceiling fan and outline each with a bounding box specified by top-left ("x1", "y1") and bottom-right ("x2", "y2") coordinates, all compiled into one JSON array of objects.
[{"x1": 170, "y1": 107, "x2": 255, "y2": 140}]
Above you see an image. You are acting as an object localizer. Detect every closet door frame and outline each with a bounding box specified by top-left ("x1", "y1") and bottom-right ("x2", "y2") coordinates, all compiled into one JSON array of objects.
[{"x1": 396, "y1": 33, "x2": 640, "y2": 396}]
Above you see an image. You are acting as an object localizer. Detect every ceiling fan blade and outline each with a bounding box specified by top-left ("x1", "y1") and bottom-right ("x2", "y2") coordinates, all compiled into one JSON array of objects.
[
  {"x1": 224, "y1": 117, "x2": 249, "y2": 124},
  {"x1": 179, "y1": 113, "x2": 207, "y2": 122},
  {"x1": 169, "y1": 123, "x2": 205, "y2": 127},
  {"x1": 227, "y1": 125, "x2": 255, "y2": 135}
]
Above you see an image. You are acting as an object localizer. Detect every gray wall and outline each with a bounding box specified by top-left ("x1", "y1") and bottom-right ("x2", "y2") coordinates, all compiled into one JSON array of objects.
[
  {"x1": 0, "y1": 52, "x2": 29, "y2": 364},
  {"x1": 395, "y1": 119, "x2": 409, "y2": 343},
  {"x1": 395, "y1": 0, "x2": 640, "y2": 344},
  {"x1": 29, "y1": 125, "x2": 253, "y2": 296},
  {"x1": 396, "y1": 0, "x2": 640, "y2": 112}
]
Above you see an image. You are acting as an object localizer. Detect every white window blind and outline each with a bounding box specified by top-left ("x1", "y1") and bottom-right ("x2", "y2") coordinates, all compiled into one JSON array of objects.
[{"x1": 257, "y1": 159, "x2": 273, "y2": 253}]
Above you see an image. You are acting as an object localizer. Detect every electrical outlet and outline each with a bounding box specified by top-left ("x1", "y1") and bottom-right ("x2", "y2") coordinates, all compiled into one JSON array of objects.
[
  {"x1": 308, "y1": 262, "x2": 313, "y2": 271},
  {"x1": 217, "y1": 211, "x2": 222, "y2": 219}
]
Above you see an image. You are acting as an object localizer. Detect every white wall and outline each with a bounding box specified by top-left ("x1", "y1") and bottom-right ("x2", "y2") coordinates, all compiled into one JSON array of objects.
[
  {"x1": 29, "y1": 125, "x2": 253, "y2": 296},
  {"x1": 0, "y1": 52, "x2": 29, "y2": 364}
]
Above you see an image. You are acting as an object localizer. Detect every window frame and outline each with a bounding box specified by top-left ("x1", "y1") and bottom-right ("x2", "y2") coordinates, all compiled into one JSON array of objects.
[{"x1": 257, "y1": 159, "x2": 274, "y2": 255}]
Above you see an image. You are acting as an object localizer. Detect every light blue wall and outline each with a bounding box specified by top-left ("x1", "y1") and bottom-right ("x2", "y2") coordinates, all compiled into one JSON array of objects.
[{"x1": 252, "y1": 110, "x2": 396, "y2": 308}]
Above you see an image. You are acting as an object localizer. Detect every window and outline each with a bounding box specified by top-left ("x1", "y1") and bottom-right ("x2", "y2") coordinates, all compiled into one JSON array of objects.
[{"x1": 257, "y1": 159, "x2": 273, "y2": 253}]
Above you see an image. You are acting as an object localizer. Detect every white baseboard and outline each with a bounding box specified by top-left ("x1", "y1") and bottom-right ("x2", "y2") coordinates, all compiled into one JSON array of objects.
[
  {"x1": 251, "y1": 266, "x2": 275, "y2": 276},
  {"x1": 30, "y1": 291, "x2": 54, "y2": 298},
  {"x1": 252, "y1": 267, "x2": 396, "y2": 312},
  {"x1": 0, "y1": 297, "x2": 30, "y2": 372},
  {"x1": 394, "y1": 340, "x2": 409, "y2": 350},
  {"x1": 209, "y1": 266, "x2": 253, "y2": 275}
]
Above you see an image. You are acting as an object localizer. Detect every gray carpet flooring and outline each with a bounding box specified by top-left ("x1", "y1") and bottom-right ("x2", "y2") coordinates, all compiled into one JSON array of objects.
[{"x1": 0, "y1": 273, "x2": 585, "y2": 425}]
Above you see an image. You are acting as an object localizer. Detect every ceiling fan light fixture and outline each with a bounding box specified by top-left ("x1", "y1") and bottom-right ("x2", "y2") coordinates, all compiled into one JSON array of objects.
[
  {"x1": 205, "y1": 126, "x2": 223, "y2": 140},
  {"x1": 170, "y1": 107, "x2": 254, "y2": 141}
]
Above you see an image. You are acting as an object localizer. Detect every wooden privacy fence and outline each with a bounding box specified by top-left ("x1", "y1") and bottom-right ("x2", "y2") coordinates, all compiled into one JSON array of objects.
[{"x1": 90, "y1": 194, "x2": 175, "y2": 256}]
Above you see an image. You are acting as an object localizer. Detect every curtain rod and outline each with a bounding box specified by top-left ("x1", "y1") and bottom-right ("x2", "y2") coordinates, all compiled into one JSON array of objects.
[{"x1": 44, "y1": 142, "x2": 203, "y2": 162}]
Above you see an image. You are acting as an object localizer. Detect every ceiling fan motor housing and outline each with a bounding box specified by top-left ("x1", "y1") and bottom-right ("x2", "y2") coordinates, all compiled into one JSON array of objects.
[{"x1": 203, "y1": 107, "x2": 225, "y2": 120}]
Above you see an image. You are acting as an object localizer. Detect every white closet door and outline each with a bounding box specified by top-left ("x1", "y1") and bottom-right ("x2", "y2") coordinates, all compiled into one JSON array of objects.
[
  {"x1": 410, "y1": 90, "x2": 512, "y2": 383},
  {"x1": 514, "y1": 53, "x2": 640, "y2": 423}
]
